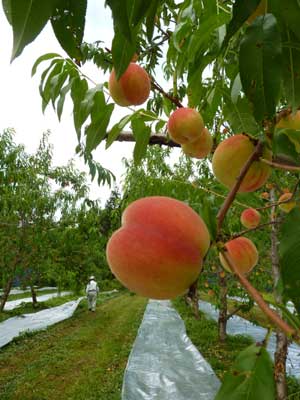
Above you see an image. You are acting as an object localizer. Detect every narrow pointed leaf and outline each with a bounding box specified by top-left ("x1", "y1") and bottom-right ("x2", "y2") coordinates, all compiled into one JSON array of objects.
[
  {"x1": 239, "y1": 14, "x2": 282, "y2": 122},
  {"x1": 221, "y1": 0, "x2": 261, "y2": 51},
  {"x1": 9, "y1": 0, "x2": 59, "y2": 61},
  {"x1": 131, "y1": 118, "x2": 151, "y2": 165},
  {"x1": 51, "y1": 0, "x2": 87, "y2": 60},
  {"x1": 280, "y1": 208, "x2": 300, "y2": 310}
]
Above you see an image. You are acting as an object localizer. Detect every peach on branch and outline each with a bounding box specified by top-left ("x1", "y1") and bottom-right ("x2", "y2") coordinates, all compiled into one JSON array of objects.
[
  {"x1": 240, "y1": 208, "x2": 261, "y2": 229},
  {"x1": 182, "y1": 127, "x2": 213, "y2": 159},
  {"x1": 167, "y1": 107, "x2": 204, "y2": 145},
  {"x1": 212, "y1": 134, "x2": 272, "y2": 192},
  {"x1": 278, "y1": 192, "x2": 296, "y2": 213},
  {"x1": 219, "y1": 237, "x2": 258, "y2": 275},
  {"x1": 108, "y1": 63, "x2": 151, "y2": 106},
  {"x1": 106, "y1": 196, "x2": 210, "y2": 299}
]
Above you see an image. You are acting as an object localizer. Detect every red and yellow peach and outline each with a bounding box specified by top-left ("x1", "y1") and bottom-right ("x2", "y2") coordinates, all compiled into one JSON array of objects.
[
  {"x1": 167, "y1": 108, "x2": 204, "y2": 145},
  {"x1": 106, "y1": 196, "x2": 210, "y2": 299},
  {"x1": 240, "y1": 208, "x2": 261, "y2": 229}
]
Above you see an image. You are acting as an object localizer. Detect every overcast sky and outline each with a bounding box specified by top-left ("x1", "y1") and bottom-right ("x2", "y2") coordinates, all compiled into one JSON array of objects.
[{"x1": 0, "y1": 1, "x2": 136, "y2": 205}]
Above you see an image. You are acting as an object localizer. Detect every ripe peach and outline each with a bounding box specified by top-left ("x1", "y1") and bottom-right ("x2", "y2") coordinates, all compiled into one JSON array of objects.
[
  {"x1": 276, "y1": 110, "x2": 300, "y2": 131},
  {"x1": 167, "y1": 108, "x2": 204, "y2": 145},
  {"x1": 260, "y1": 192, "x2": 270, "y2": 200},
  {"x1": 219, "y1": 237, "x2": 258, "y2": 275},
  {"x1": 240, "y1": 208, "x2": 261, "y2": 229},
  {"x1": 212, "y1": 134, "x2": 272, "y2": 192},
  {"x1": 278, "y1": 192, "x2": 296, "y2": 213},
  {"x1": 106, "y1": 196, "x2": 210, "y2": 299},
  {"x1": 108, "y1": 63, "x2": 151, "y2": 106},
  {"x1": 182, "y1": 127, "x2": 213, "y2": 159}
]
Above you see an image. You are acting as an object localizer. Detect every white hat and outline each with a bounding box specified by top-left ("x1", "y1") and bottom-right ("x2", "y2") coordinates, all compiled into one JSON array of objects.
[{"x1": 89, "y1": 276, "x2": 95, "y2": 280}]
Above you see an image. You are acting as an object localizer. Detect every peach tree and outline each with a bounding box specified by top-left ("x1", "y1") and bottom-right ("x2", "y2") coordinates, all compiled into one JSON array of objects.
[{"x1": 3, "y1": 0, "x2": 300, "y2": 398}]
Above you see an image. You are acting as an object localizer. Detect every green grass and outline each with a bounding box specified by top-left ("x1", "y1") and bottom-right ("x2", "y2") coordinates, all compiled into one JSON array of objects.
[{"x1": 0, "y1": 293, "x2": 147, "y2": 400}]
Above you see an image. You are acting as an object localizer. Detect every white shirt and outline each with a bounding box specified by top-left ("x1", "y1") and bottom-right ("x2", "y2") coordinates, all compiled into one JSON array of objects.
[{"x1": 86, "y1": 280, "x2": 99, "y2": 294}]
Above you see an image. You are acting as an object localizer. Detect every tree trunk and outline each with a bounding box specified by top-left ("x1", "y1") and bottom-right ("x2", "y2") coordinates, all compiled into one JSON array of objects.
[
  {"x1": 271, "y1": 189, "x2": 288, "y2": 400},
  {"x1": 0, "y1": 276, "x2": 13, "y2": 312},
  {"x1": 185, "y1": 280, "x2": 200, "y2": 319},
  {"x1": 218, "y1": 272, "x2": 228, "y2": 343},
  {"x1": 30, "y1": 285, "x2": 38, "y2": 307}
]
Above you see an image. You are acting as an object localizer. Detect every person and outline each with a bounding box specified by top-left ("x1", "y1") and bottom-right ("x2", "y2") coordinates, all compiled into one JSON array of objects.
[{"x1": 86, "y1": 276, "x2": 99, "y2": 312}]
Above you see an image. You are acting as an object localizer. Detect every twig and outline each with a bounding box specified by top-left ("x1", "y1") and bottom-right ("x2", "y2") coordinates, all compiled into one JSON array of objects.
[
  {"x1": 217, "y1": 141, "x2": 264, "y2": 234},
  {"x1": 256, "y1": 178, "x2": 300, "y2": 211},
  {"x1": 106, "y1": 131, "x2": 180, "y2": 147},
  {"x1": 231, "y1": 220, "x2": 283, "y2": 239},
  {"x1": 151, "y1": 78, "x2": 183, "y2": 108},
  {"x1": 260, "y1": 158, "x2": 300, "y2": 172},
  {"x1": 220, "y1": 249, "x2": 300, "y2": 342}
]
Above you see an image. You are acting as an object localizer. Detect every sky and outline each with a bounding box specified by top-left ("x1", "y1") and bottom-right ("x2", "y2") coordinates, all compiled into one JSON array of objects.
[{"x1": 0, "y1": 1, "x2": 136, "y2": 205}]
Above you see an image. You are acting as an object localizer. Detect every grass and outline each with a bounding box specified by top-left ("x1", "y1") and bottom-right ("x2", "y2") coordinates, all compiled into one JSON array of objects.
[
  {"x1": 0, "y1": 293, "x2": 147, "y2": 400},
  {"x1": 173, "y1": 296, "x2": 300, "y2": 397}
]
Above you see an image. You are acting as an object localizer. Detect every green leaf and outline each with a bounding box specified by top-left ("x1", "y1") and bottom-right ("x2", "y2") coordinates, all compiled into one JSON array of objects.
[
  {"x1": 106, "y1": 0, "x2": 132, "y2": 42},
  {"x1": 223, "y1": 97, "x2": 261, "y2": 136},
  {"x1": 85, "y1": 94, "x2": 114, "y2": 153},
  {"x1": 111, "y1": 28, "x2": 136, "y2": 79},
  {"x1": 57, "y1": 79, "x2": 74, "y2": 121},
  {"x1": 51, "y1": 0, "x2": 87, "y2": 60},
  {"x1": 146, "y1": 0, "x2": 160, "y2": 42},
  {"x1": 71, "y1": 77, "x2": 89, "y2": 138},
  {"x1": 221, "y1": 0, "x2": 261, "y2": 51},
  {"x1": 131, "y1": 118, "x2": 151, "y2": 165},
  {"x1": 106, "y1": 114, "x2": 132, "y2": 149},
  {"x1": 188, "y1": 13, "x2": 230, "y2": 60},
  {"x1": 41, "y1": 61, "x2": 64, "y2": 112},
  {"x1": 280, "y1": 0, "x2": 300, "y2": 42},
  {"x1": 155, "y1": 119, "x2": 166, "y2": 134},
  {"x1": 31, "y1": 53, "x2": 61, "y2": 76},
  {"x1": 280, "y1": 208, "x2": 300, "y2": 310},
  {"x1": 9, "y1": 0, "x2": 59, "y2": 61},
  {"x1": 281, "y1": 30, "x2": 300, "y2": 111},
  {"x1": 2, "y1": 0, "x2": 12, "y2": 24},
  {"x1": 215, "y1": 344, "x2": 275, "y2": 400},
  {"x1": 272, "y1": 128, "x2": 300, "y2": 163},
  {"x1": 129, "y1": 0, "x2": 151, "y2": 27},
  {"x1": 239, "y1": 14, "x2": 282, "y2": 122}
]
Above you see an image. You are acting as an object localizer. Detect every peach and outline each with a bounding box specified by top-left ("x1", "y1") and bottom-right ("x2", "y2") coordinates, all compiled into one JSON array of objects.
[
  {"x1": 260, "y1": 192, "x2": 270, "y2": 200},
  {"x1": 167, "y1": 108, "x2": 204, "y2": 145},
  {"x1": 276, "y1": 110, "x2": 300, "y2": 131},
  {"x1": 278, "y1": 192, "x2": 296, "y2": 213},
  {"x1": 108, "y1": 63, "x2": 151, "y2": 106},
  {"x1": 182, "y1": 127, "x2": 213, "y2": 159},
  {"x1": 106, "y1": 196, "x2": 210, "y2": 299},
  {"x1": 240, "y1": 208, "x2": 261, "y2": 229},
  {"x1": 219, "y1": 237, "x2": 258, "y2": 275},
  {"x1": 212, "y1": 134, "x2": 272, "y2": 192}
]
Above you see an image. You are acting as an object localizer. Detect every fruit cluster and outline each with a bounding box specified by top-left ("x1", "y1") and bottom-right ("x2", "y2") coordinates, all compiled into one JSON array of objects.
[{"x1": 106, "y1": 62, "x2": 299, "y2": 300}]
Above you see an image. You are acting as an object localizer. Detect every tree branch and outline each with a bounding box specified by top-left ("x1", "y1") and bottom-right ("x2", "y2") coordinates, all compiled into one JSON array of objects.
[
  {"x1": 217, "y1": 141, "x2": 264, "y2": 234},
  {"x1": 220, "y1": 249, "x2": 300, "y2": 342},
  {"x1": 260, "y1": 158, "x2": 300, "y2": 172},
  {"x1": 231, "y1": 220, "x2": 283, "y2": 240},
  {"x1": 109, "y1": 131, "x2": 180, "y2": 147}
]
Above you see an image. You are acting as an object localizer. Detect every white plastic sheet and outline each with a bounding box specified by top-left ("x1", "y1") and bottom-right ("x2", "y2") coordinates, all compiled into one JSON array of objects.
[
  {"x1": 4, "y1": 291, "x2": 72, "y2": 310},
  {"x1": 0, "y1": 287, "x2": 57, "y2": 295},
  {"x1": 199, "y1": 300, "x2": 300, "y2": 378},
  {"x1": 122, "y1": 300, "x2": 220, "y2": 400},
  {"x1": 0, "y1": 297, "x2": 83, "y2": 348}
]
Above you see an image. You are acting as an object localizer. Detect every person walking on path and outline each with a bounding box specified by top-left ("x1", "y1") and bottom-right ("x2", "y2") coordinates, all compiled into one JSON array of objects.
[{"x1": 86, "y1": 276, "x2": 99, "y2": 311}]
